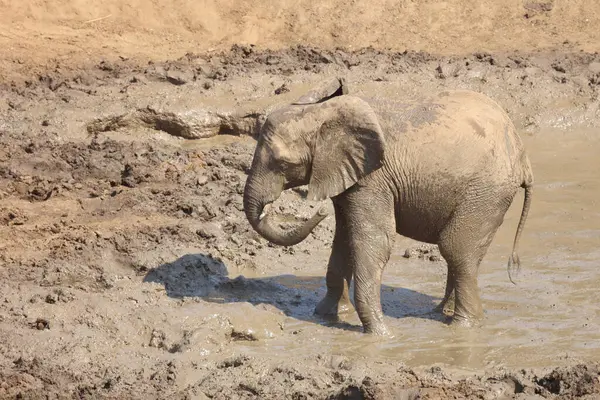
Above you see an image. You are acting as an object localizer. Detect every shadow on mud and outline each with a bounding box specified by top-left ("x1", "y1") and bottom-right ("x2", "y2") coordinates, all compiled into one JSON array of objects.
[{"x1": 144, "y1": 253, "x2": 444, "y2": 332}]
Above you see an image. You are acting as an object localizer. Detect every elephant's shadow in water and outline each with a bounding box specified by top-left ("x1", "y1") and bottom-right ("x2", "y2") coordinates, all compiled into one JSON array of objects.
[{"x1": 143, "y1": 253, "x2": 445, "y2": 332}]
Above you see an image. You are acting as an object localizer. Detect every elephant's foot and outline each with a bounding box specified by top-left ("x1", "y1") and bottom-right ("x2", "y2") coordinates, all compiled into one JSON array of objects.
[
  {"x1": 434, "y1": 284, "x2": 456, "y2": 316},
  {"x1": 434, "y1": 297, "x2": 455, "y2": 316},
  {"x1": 363, "y1": 322, "x2": 393, "y2": 337},
  {"x1": 314, "y1": 294, "x2": 354, "y2": 317},
  {"x1": 449, "y1": 313, "x2": 482, "y2": 328}
]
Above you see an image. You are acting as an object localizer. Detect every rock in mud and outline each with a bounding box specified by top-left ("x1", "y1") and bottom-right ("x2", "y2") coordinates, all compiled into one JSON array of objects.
[
  {"x1": 120, "y1": 163, "x2": 137, "y2": 188},
  {"x1": 274, "y1": 83, "x2": 290, "y2": 95},
  {"x1": 165, "y1": 69, "x2": 193, "y2": 85},
  {"x1": 31, "y1": 318, "x2": 50, "y2": 330},
  {"x1": 44, "y1": 293, "x2": 57, "y2": 304}
]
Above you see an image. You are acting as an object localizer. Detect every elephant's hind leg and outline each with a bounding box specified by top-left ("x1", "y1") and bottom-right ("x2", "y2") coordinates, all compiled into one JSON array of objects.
[
  {"x1": 434, "y1": 271, "x2": 456, "y2": 316},
  {"x1": 437, "y1": 196, "x2": 512, "y2": 326},
  {"x1": 314, "y1": 203, "x2": 354, "y2": 317}
]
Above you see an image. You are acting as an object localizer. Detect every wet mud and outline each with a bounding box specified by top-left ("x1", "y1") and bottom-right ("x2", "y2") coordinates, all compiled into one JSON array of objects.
[{"x1": 1, "y1": 45, "x2": 600, "y2": 399}]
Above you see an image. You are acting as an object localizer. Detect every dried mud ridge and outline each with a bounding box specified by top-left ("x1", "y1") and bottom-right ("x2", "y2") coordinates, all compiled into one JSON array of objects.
[
  {"x1": 87, "y1": 106, "x2": 264, "y2": 140},
  {"x1": 1, "y1": 45, "x2": 600, "y2": 399},
  {"x1": 3, "y1": 45, "x2": 600, "y2": 136},
  {"x1": 2, "y1": 353, "x2": 599, "y2": 399},
  {"x1": 188, "y1": 359, "x2": 600, "y2": 400},
  {"x1": 5, "y1": 44, "x2": 600, "y2": 91}
]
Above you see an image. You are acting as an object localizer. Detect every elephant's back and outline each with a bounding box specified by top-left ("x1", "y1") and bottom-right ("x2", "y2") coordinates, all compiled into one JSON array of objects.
[{"x1": 385, "y1": 90, "x2": 525, "y2": 186}]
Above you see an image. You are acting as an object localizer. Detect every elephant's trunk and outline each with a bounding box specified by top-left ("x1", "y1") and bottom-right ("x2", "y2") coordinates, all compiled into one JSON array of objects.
[{"x1": 243, "y1": 172, "x2": 328, "y2": 247}]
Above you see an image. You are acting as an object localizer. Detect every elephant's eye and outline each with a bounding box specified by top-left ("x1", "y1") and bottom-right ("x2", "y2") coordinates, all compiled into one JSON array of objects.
[
  {"x1": 276, "y1": 158, "x2": 292, "y2": 169},
  {"x1": 269, "y1": 141, "x2": 303, "y2": 170}
]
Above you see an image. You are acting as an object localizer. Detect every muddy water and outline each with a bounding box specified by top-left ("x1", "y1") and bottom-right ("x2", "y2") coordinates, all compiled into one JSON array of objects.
[{"x1": 216, "y1": 128, "x2": 600, "y2": 374}]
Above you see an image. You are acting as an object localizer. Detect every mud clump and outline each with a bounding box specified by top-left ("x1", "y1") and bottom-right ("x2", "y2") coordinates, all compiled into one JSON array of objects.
[
  {"x1": 536, "y1": 364, "x2": 600, "y2": 397},
  {"x1": 30, "y1": 318, "x2": 50, "y2": 330},
  {"x1": 328, "y1": 379, "x2": 421, "y2": 400},
  {"x1": 0, "y1": 207, "x2": 27, "y2": 226},
  {"x1": 403, "y1": 244, "x2": 443, "y2": 262}
]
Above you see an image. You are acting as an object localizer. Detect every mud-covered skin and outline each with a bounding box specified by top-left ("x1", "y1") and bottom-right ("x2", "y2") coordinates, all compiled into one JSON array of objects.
[{"x1": 244, "y1": 80, "x2": 533, "y2": 335}]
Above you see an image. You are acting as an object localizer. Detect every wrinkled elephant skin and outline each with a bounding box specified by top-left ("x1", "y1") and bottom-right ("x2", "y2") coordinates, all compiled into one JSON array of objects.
[{"x1": 243, "y1": 78, "x2": 534, "y2": 335}]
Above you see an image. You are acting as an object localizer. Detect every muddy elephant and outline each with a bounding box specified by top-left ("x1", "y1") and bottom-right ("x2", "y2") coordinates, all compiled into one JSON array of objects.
[{"x1": 243, "y1": 78, "x2": 534, "y2": 335}]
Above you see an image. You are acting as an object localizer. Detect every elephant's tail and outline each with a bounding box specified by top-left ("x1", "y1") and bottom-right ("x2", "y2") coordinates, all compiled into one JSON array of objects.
[{"x1": 508, "y1": 156, "x2": 534, "y2": 284}]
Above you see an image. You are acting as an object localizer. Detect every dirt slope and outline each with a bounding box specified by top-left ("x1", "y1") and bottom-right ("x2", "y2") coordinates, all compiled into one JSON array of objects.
[{"x1": 2, "y1": 0, "x2": 600, "y2": 82}]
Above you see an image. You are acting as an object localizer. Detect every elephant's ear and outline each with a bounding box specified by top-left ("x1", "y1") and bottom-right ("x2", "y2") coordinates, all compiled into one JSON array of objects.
[
  {"x1": 293, "y1": 77, "x2": 348, "y2": 105},
  {"x1": 308, "y1": 96, "x2": 385, "y2": 201}
]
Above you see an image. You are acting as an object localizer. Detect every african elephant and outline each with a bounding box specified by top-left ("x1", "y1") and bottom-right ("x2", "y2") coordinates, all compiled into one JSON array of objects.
[{"x1": 243, "y1": 78, "x2": 533, "y2": 335}]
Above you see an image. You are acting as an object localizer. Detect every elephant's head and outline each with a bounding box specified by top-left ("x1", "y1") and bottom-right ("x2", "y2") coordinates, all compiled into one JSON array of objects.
[{"x1": 243, "y1": 78, "x2": 386, "y2": 246}]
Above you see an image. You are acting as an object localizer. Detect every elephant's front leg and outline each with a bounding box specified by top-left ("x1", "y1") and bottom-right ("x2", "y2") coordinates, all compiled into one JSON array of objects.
[
  {"x1": 352, "y1": 237, "x2": 392, "y2": 335},
  {"x1": 345, "y1": 190, "x2": 395, "y2": 336},
  {"x1": 314, "y1": 203, "x2": 354, "y2": 317}
]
